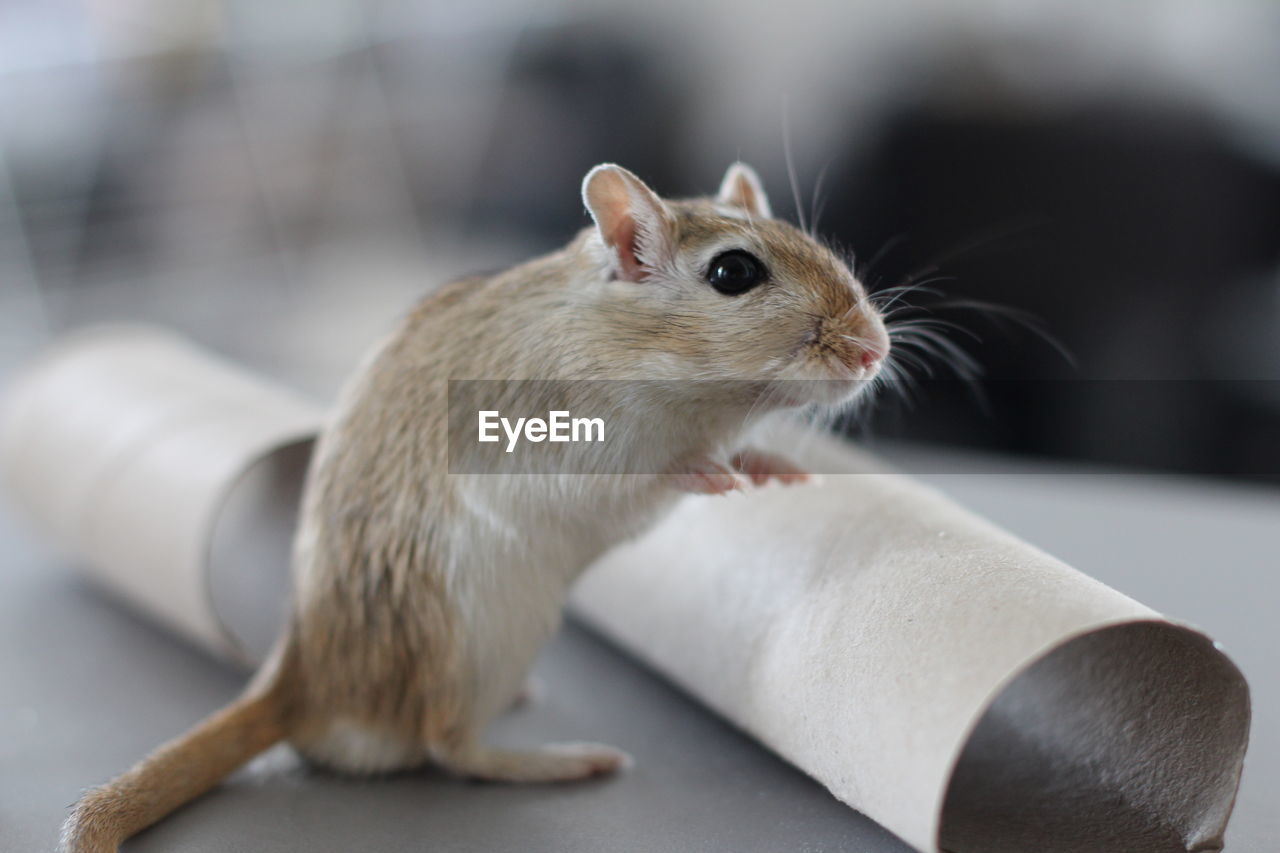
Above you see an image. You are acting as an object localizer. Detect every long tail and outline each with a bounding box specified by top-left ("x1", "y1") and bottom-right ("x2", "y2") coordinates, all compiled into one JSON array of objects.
[{"x1": 59, "y1": 646, "x2": 299, "y2": 853}]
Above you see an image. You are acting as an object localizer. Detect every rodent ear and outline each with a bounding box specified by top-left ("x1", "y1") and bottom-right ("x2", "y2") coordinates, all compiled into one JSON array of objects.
[
  {"x1": 582, "y1": 164, "x2": 675, "y2": 282},
  {"x1": 717, "y1": 161, "x2": 772, "y2": 219}
]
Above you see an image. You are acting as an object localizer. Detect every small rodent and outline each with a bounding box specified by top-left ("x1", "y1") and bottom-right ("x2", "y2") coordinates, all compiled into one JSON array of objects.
[{"x1": 60, "y1": 162, "x2": 890, "y2": 852}]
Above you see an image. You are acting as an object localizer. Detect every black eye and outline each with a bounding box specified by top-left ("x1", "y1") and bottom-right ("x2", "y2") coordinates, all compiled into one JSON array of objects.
[{"x1": 706, "y1": 250, "x2": 767, "y2": 295}]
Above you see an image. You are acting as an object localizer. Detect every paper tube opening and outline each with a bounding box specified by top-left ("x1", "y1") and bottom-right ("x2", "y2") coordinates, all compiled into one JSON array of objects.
[
  {"x1": 206, "y1": 437, "x2": 313, "y2": 665},
  {"x1": 0, "y1": 326, "x2": 323, "y2": 659},
  {"x1": 938, "y1": 620, "x2": 1250, "y2": 853}
]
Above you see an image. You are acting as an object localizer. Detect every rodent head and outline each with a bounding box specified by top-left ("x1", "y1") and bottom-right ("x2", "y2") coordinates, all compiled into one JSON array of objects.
[{"x1": 580, "y1": 162, "x2": 889, "y2": 411}]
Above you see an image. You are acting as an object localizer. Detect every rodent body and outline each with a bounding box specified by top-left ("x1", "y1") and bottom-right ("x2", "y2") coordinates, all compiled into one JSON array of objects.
[{"x1": 60, "y1": 162, "x2": 890, "y2": 851}]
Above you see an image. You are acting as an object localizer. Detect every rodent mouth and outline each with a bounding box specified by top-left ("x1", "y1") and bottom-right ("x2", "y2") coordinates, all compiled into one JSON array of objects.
[{"x1": 769, "y1": 316, "x2": 886, "y2": 408}]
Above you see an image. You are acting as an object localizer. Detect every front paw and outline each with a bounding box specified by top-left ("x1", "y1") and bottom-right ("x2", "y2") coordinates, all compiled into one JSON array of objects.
[
  {"x1": 730, "y1": 449, "x2": 811, "y2": 486},
  {"x1": 665, "y1": 455, "x2": 748, "y2": 495}
]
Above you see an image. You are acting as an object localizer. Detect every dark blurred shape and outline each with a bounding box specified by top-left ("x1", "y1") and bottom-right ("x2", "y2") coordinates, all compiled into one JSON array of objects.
[
  {"x1": 826, "y1": 86, "x2": 1280, "y2": 482},
  {"x1": 460, "y1": 22, "x2": 688, "y2": 246},
  {"x1": 4, "y1": 4, "x2": 1279, "y2": 484}
]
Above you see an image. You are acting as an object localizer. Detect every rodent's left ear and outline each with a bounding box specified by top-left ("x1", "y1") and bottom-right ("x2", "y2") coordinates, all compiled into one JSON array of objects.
[
  {"x1": 582, "y1": 164, "x2": 676, "y2": 282},
  {"x1": 717, "y1": 162, "x2": 772, "y2": 219}
]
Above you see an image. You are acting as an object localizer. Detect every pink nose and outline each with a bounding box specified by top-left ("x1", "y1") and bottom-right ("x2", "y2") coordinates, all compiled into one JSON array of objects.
[
  {"x1": 856, "y1": 334, "x2": 888, "y2": 369},
  {"x1": 859, "y1": 336, "x2": 889, "y2": 368}
]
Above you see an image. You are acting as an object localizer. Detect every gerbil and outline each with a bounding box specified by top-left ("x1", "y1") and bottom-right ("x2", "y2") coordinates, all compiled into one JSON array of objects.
[{"x1": 60, "y1": 162, "x2": 890, "y2": 852}]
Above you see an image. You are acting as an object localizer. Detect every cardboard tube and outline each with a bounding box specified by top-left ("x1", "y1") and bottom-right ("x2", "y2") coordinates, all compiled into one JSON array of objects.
[
  {"x1": 568, "y1": 438, "x2": 1251, "y2": 853},
  {"x1": 0, "y1": 326, "x2": 322, "y2": 661},
  {"x1": 0, "y1": 327, "x2": 1250, "y2": 853}
]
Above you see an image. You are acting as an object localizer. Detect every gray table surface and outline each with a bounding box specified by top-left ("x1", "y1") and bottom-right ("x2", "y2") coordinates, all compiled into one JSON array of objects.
[{"x1": 1, "y1": 449, "x2": 1276, "y2": 853}]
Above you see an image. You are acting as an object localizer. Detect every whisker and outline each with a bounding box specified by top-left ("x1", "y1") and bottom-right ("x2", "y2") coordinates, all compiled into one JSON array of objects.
[
  {"x1": 871, "y1": 276, "x2": 957, "y2": 313},
  {"x1": 884, "y1": 346, "x2": 936, "y2": 379},
  {"x1": 888, "y1": 317, "x2": 983, "y2": 343},
  {"x1": 846, "y1": 223, "x2": 1073, "y2": 440},
  {"x1": 892, "y1": 329, "x2": 983, "y2": 376},
  {"x1": 858, "y1": 233, "x2": 909, "y2": 287},
  {"x1": 876, "y1": 357, "x2": 921, "y2": 411},
  {"x1": 926, "y1": 298, "x2": 1077, "y2": 368},
  {"x1": 809, "y1": 157, "x2": 834, "y2": 236},
  {"x1": 890, "y1": 219, "x2": 1040, "y2": 294},
  {"x1": 781, "y1": 98, "x2": 809, "y2": 236}
]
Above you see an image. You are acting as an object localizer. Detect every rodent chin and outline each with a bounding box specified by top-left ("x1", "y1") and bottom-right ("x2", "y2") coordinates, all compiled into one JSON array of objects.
[{"x1": 770, "y1": 378, "x2": 875, "y2": 409}]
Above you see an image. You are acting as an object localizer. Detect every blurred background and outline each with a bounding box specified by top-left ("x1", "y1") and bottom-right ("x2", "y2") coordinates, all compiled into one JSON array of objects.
[{"x1": 2, "y1": 0, "x2": 1278, "y2": 482}]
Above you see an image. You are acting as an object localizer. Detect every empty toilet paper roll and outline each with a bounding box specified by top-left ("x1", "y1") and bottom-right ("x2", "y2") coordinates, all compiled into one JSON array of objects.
[
  {"x1": 0, "y1": 326, "x2": 1250, "y2": 853},
  {"x1": 0, "y1": 326, "x2": 323, "y2": 661},
  {"x1": 568, "y1": 442, "x2": 1251, "y2": 853}
]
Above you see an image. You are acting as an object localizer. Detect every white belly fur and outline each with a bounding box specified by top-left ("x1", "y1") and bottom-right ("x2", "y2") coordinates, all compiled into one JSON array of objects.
[{"x1": 297, "y1": 719, "x2": 425, "y2": 774}]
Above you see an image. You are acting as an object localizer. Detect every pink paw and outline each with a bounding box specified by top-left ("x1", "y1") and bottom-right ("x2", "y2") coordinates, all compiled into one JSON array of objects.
[
  {"x1": 730, "y1": 449, "x2": 811, "y2": 486},
  {"x1": 666, "y1": 456, "x2": 748, "y2": 495}
]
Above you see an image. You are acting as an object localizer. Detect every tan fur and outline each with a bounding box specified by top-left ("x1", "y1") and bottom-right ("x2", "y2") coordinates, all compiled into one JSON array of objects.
[
  {"x1": 60, "y1": 644, "x2": 299, "y2": 852},
  {"x1": 59, "y1": 164, "x2": 889, "y2": 851}
]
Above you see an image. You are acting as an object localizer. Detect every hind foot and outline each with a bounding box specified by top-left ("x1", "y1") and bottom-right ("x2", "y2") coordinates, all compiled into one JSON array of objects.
[{"x1": 435, "y1": 741, "x2": 631, "y2": 783}]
